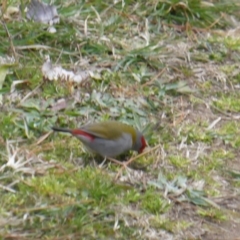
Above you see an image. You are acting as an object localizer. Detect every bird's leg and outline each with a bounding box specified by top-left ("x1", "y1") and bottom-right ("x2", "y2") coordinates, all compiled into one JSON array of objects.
[
  {"x1": 99, "y1": 157, "x2": 107, "y2": 168},
  {"x1": 99, "y1": 157, "x2": 125, "y2": 168},
  {"x1": 114, "y1": 157, "x2": 133, "y2": 179},
  {"x1": 107, "y1": 157, "x2": 126, "y2": 166}
]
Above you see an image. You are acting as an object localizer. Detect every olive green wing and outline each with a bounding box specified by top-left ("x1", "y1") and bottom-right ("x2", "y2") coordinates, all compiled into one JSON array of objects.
[{"x1": 81, "y1": 121, "x2": 135, "y2": 140}]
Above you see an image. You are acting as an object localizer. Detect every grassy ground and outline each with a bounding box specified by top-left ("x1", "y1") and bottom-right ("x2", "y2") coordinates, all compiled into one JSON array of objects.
[{"x1": 1, "y1": 0, "x2": 240, "y2": 239}]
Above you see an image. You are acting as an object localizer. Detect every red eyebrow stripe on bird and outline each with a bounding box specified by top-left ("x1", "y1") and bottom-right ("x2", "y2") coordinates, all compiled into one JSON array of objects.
[
  {"x1": 140, "y1": 136, "x2": 147, "y2": 153},
  {"x1": 71, "y1": 129, "x2": 95, "y2": 141}
]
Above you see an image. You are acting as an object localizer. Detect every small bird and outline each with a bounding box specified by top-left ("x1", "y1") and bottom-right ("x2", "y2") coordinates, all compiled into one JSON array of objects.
[{"x1": 52, "y1": 121, "x2": 147, "y2": 158}]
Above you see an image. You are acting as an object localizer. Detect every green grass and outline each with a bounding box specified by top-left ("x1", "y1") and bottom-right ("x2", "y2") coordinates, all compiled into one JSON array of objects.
[{"x1": 1, "y1": 0, "x2": 240, "y2": 239}]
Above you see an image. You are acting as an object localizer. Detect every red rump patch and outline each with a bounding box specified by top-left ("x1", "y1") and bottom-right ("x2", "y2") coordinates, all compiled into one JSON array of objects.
[
  {"x1": 139, "y1": 136, "x2": 147, "y2": 153},
  {"x1": 71, "y1": 129, "x2": 95, "y2": 141}
]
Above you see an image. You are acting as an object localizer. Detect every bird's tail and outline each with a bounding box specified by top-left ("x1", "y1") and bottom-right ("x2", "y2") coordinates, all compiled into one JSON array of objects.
[{"x1": 52, "y1": 127, "x2": 72, "y2": 133}]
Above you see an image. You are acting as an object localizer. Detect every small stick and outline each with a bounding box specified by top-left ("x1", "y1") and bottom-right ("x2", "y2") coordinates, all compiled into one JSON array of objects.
[{"x1": 115, "y1": 143, "x2": 162, "y2": 180}]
